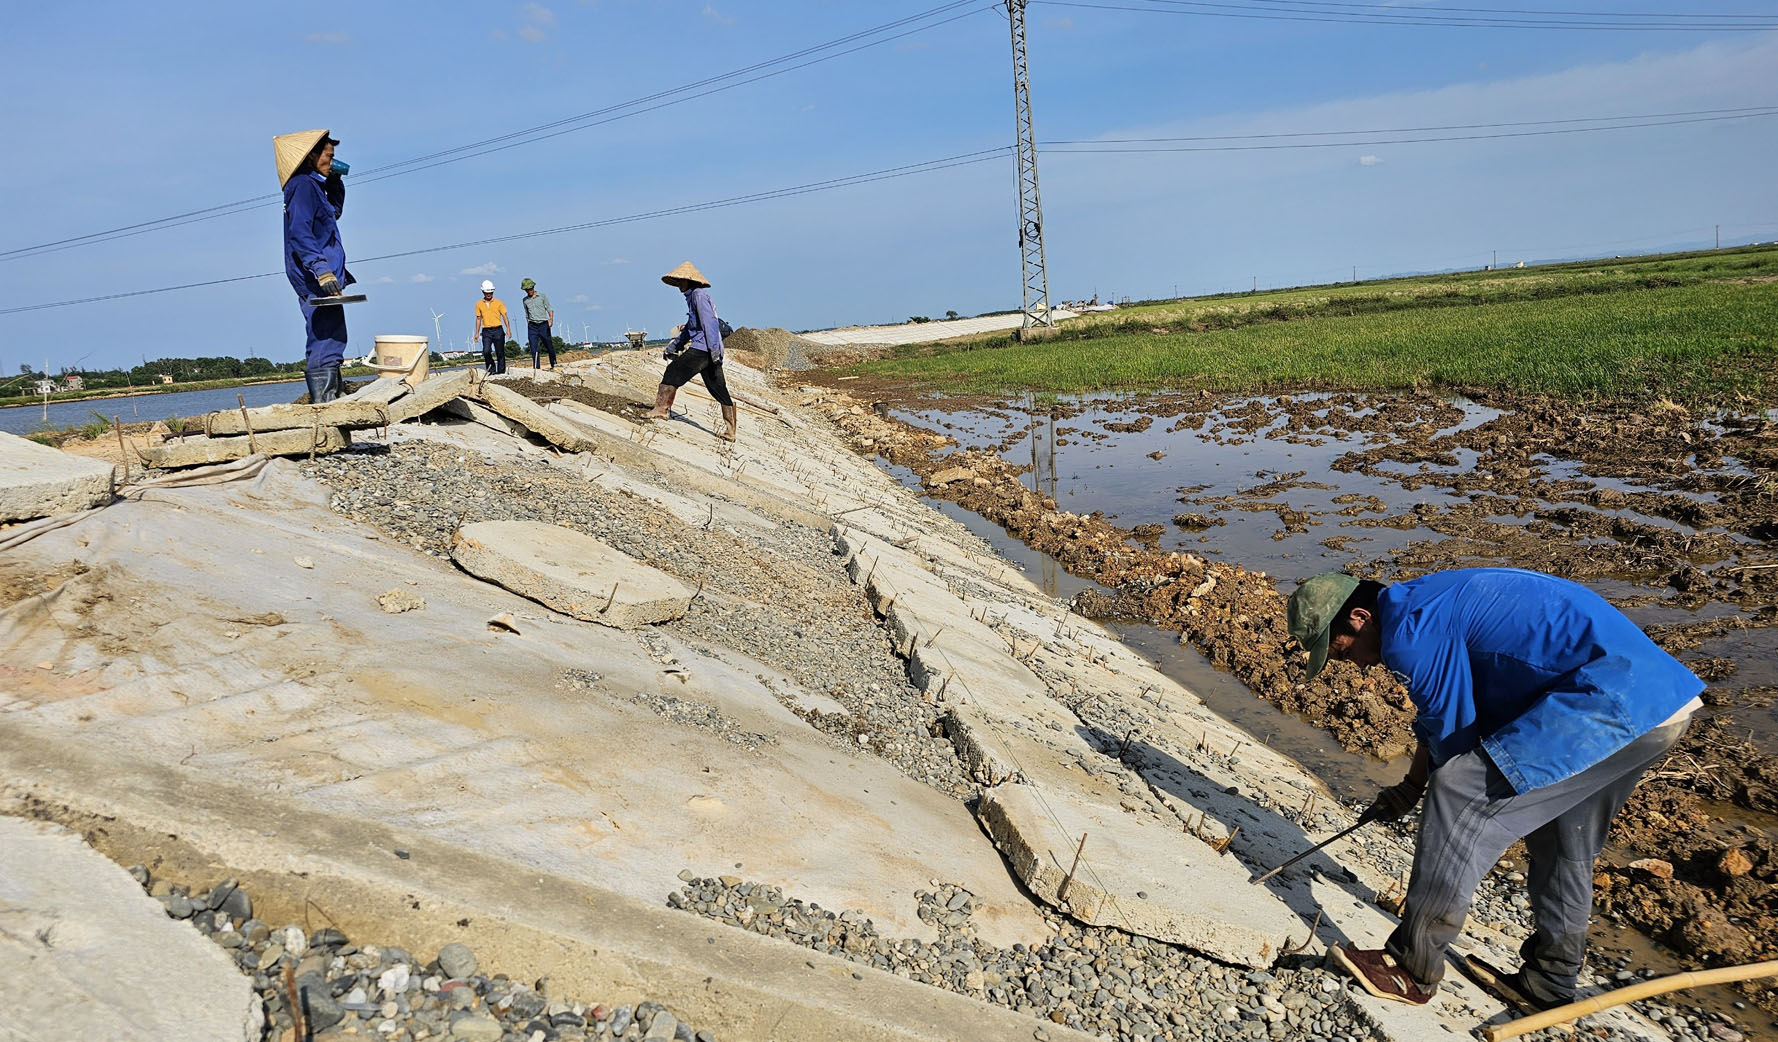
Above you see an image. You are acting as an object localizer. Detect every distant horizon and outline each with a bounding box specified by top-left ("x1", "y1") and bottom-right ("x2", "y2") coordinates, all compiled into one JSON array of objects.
[{"x1": 12, "y1": 238, "x2": 1768, "y2": 375}]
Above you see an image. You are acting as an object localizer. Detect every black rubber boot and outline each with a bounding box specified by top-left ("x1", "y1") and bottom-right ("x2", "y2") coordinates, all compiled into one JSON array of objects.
[{"x1": 306, "y1": 365, "x2": 344, "y2": 404}]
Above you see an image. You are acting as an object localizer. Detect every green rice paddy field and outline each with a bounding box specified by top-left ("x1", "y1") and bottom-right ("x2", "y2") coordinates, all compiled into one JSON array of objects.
[{"x1": 851, "y1": 245, "x2": 1778, "y2": 405}]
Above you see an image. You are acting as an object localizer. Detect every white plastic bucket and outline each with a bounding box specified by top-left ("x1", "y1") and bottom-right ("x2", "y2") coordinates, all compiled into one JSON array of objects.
[{"x1": 371, "y1": 335, "x2": 431, "y2": 386}]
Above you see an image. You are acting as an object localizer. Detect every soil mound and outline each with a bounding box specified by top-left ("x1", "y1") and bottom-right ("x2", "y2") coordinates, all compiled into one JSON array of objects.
[{"x1": 722, "y1": 327, "x2": 829, "y2": 372}]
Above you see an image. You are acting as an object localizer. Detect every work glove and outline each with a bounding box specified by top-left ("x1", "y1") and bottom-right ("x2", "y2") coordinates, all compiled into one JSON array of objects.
[
  {"x1": 1365, "y1": 778, "x2": 1426, "y2": 824},
  {"x1": 316, "y1": 272, "x2": 342, "y2": 296}
]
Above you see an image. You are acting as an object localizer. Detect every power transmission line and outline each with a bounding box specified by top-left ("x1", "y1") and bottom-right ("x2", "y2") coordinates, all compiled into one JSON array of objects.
[
  {"x1": 0, "y1": 149, "x2": 1014, "y2": 317},
  {"x1": 1031, "y1": 0, "x2": 1778, "y2": 29},
  {"x1": 1041, "y1": 107, "x2": 1778, "y2": 151},
  {"x1": 7, "y1": 100, "x2": 1771, "y2": 316},
  {"x1": 1041, "y1": 105, "x2": 1778, "y2": 144},
  {"x1": 1235, "y1": 0, "x2": 1774, "y2": 19},
  {"x1": 0, "y1": 1, "x2": 995, "y2": 265}
]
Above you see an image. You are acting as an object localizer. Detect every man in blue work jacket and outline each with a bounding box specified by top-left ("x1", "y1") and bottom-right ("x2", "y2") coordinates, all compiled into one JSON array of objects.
[
  {"x1": 1287, "y1": 568, "x2": 1701, "y2": 1008},
  {"x1": 276, "y1": 129, "x2": 353, "y2": 403}
]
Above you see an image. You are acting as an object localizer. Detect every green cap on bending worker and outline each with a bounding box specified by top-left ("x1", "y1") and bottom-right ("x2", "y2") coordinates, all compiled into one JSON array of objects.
[{"x1": 1287, "y1": 572, "x2": 1362, "y2": 679}]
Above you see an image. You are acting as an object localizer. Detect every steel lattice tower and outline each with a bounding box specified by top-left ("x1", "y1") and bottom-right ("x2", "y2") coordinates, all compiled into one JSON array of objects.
[{"x1": 1008, "y1": 0, "x2": 1053, "y2": 330}]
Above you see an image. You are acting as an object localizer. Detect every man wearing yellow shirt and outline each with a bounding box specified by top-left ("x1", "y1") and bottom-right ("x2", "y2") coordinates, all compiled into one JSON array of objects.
[{"x1": 471, "y1": 280, "x2": 512, "y2": 375}]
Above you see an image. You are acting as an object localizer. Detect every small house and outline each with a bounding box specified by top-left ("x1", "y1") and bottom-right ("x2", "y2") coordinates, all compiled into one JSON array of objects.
[
  {"x1": 62, "y1": 374, "x2": 84, "y2": 391},
  {"x1": 158, "y1": 374, "x2": 175, "y2": 385}
]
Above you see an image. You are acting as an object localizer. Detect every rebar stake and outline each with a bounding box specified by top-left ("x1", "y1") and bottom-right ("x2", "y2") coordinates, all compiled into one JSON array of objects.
[
  {"x1": 112, "y1": 417, "x2": 129, "y2": 483},
  {"x1": 237, "y1": 394, "x2": 258, "y2": 455},
  {"x1": 1058, "y1": 832, "x2": 1088, "y2": 903}
]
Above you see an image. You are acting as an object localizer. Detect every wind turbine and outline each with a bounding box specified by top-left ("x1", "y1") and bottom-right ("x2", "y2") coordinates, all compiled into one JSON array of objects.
[{"x1": 429, "y1": 308, "x2": 447, "y2": 354}]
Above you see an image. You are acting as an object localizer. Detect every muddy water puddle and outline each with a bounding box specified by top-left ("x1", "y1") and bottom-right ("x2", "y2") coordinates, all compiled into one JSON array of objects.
[
  {"x1": 895, "y1": 392, "x2": 1777, "y2": 709},
  {"x1": 899, "y1": 393, "x2": 1497, "y2": 581}
]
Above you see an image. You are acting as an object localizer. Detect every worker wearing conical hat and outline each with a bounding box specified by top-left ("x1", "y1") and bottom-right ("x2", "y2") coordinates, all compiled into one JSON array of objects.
[
  {"x1": 276, "y1": 129, "x2": 354, "y2": 403},
  {"x1": 647, "y1": 261, "x2": 737, "y2": 442}
]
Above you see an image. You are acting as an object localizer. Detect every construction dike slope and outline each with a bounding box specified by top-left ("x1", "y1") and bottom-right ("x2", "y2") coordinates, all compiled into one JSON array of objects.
[{"x1": 0, "y1": 354, "x2": 1675, "y2": 1042}]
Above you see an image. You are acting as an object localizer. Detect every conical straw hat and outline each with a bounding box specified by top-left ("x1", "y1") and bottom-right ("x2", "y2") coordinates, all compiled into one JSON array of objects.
[
  {"x1": 661, "y1": 261, "x2": 709, "y2": 288},
  {"x1": 274, "y1": 129, "x2": 332, "y2": 188}
]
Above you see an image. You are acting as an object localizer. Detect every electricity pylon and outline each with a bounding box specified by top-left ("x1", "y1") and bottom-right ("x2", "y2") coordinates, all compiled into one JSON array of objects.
[{"x1": 1009, "y1": 0, "x2": 1053, "y2": 331}]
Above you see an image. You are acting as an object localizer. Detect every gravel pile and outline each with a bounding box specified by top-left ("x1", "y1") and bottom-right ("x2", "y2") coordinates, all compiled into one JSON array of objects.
[
  {"x1": 302, "y1": 442, "x2": 968, "y2": 795},
  {"x1": 564, "y1": 669, "x2": 777, "y2": 749},
  {"x1": 134, "y1": 868, "x2": 716, "y2": 1041},
  {"x1": 668, "y1": 872, "x2": 1380, "y2": 1042},
  {"x1": 666, "y1": 872, "x2": 1750, "y2": 1042}
]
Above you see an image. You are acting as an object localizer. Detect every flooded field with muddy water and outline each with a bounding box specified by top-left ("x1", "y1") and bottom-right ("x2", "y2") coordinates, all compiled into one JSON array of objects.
[{"x1": 820, "y1": 383, "x2": 1778, "y2": 1030}]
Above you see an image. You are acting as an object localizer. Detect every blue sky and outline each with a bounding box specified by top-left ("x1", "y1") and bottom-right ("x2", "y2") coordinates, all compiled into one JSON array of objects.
[{"x1": 3, "y1": 1, "x2": 1775, "y2": 372}]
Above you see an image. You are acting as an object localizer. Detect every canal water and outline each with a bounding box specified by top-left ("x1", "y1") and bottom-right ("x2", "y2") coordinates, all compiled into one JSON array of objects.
[{"x1": 0, "y1": 380, "x2": 309, "y2": 436}]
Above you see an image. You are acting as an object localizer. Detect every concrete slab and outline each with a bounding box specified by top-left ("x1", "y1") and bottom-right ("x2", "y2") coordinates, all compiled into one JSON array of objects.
[
  {"x1": 0, "y1": 432, "x2": 114, "y2": 522},
  {"x1": 437, "y1": 397, "x2": 532, "y2": 439},
  {"x1": 1, "y1": 737, "x2": 1096, "y2": 1042},
  {"x1": 547, "y1": 398, "x2": 642, "y2": 439},
  {"x1": 0, "y1": 463, "x2": 1048, "y2": 949},
  {"x1": 142, "y1": 426, "x2": 349, "y2": 468},
  {"x1": 450, "y1": 519, "x2": 694, "y2": 628},
  {"x1": 203, "y1": 398, "x2": 394, "y2": 436},
  {"x1": 0, "y1": 815, "x2": 261, "y2": 1042},
  {"x1": 341, "y1": 378, "x2": 412, "y2": 405},
  {"x1": 976, "y1": 783, "x2": 1302, "y2": 969},
  {"x1": 384, "y1": 369, "x2": 475, "y2": 425},
  {"x1": 481, "y1": 384, "x2": 599, "y2": 453}
]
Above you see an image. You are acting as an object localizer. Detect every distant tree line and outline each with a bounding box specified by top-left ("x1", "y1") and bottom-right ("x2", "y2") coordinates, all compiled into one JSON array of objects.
[{"x1": 23, "y1": 355, "x2": 308, "y2": 389}]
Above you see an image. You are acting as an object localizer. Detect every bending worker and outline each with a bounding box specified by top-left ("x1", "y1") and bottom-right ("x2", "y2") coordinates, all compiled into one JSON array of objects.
[
  {"x1": 276, "y1": 128, "x2": 353, "y2": 402},
  {"x1": 646, "y1": 261, "x2": 736, "y2": 442},
  {"x1": 1287, "y1": 567, "x2": 1701, "y2": 1009},
  {"x1": 472, "y1": 280, "x2": 512, "y2": 376},
  {"x1": 520, "y1": 278, "x2": 556, "y2": 371}
]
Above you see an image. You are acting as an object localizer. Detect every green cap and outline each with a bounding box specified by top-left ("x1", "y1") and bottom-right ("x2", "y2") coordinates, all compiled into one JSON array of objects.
[
  {"x1": 521, "y1": 278, "x2": 536, "y2": 290},
  {"x1": 1286, "y1": 572, "x2": 1361, "y2": 680}
]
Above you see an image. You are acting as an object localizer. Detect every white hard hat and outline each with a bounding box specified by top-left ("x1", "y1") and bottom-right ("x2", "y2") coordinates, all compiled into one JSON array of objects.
[{"x1": 480, "y1": 280, "x2": 495, "y2": 293}]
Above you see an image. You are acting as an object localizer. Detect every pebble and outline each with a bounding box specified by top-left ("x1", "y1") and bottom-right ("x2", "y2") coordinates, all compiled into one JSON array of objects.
[
  {"x1": 130, "y1": 871, "x2": 717, "y2": 1042},
  {"x1": 437, "y1": 942, "x2": 478, "y2": 979},
  {"x1": 450, "y1": 1013, "x2": 504, "y2": 1042}
]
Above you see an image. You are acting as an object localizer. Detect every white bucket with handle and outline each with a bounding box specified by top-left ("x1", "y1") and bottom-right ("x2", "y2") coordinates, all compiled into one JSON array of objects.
[{"x1": 367, "y1": 335, "x2": 431, "y2": 386}]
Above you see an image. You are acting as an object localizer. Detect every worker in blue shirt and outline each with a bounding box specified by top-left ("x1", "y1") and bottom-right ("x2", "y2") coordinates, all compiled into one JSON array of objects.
[
  {"x1": 1287, "y1": 568, "x2": 1701, "y2": 1009},
  {"x1": 275, "y1": 129, "x2": 354, "y2": 403},
  {"x1": 646, "y1": 261, "x2": 736, "y2": 442}
]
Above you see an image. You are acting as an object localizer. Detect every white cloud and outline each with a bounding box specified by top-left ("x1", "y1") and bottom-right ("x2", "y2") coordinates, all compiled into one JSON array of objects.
[
  {"x1": 584, "y1": 303, "x2": 605, "y2": 311},
  {"x1": 518, "y1": 24, "x2": 546, "y2": 43},
  {"x1": 305, "y1": 32, "x2": 349, "y2": 45},
  {"x1": 600, "y1": 257, "x2": 629, "y2": 266},
  {"x1": 410, "y1": 274, "x2": 435, "y2": 283},
  {"x1": 373, "y1": 275, "x2": 395, "y2": 284},
  {"x1": 701, "y1": 5, "x2": 735, "y2": 26},
  {"x1": 522, "y1": 2, "x2": 555, "y2": 25},
  {"x1": 1035, "y1": 32, "x2": 1778, "y2": 295},
  {"x1": 570, "y1": 293, "x2": 590, "y2": 303},
  {"x1": 459, "y1": 262, "x2": 503, "y2": 276},
  {"x1": 1046, "y1": 16, "x2": 1075, "y2": 30}
]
